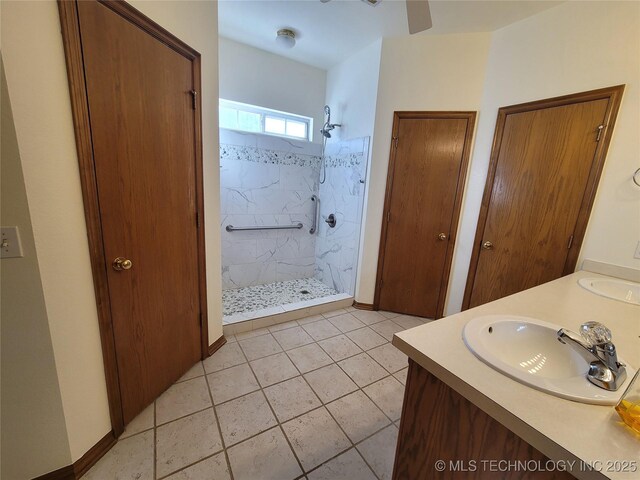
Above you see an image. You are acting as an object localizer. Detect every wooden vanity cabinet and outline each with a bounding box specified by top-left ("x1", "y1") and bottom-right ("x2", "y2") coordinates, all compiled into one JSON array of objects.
[{"x1": 392, "y1": 359, "x2": 576, "y2": 480}]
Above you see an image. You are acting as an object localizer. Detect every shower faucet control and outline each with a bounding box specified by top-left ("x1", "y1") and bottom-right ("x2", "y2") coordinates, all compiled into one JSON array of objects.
[{"x1": 325, "y1": 214, "x2": 337, "y2": 228}]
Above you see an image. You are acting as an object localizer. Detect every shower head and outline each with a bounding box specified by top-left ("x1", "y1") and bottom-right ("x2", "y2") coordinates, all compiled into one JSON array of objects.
[{"x1": 320, "y1": 105, "x2": 340, "y2": 139}]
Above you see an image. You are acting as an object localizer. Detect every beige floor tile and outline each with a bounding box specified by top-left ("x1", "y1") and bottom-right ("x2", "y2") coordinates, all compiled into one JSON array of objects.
[
  {"x1": 304, "y1": 364, "x2": 358, "y2": 403},
  {"x1": 264, "y1": 376, "x2": 322, "y2": 422},
  {"x1": 227, "y1": 427, "x2": 303, "y2": 480},
  {"x1": 367, "y1": 343, "x2": 408, "y2": 374},
  {"x1": 393, "y1": 314, "x2": 430, "y2": 330},
  {"x1": 207, "y1": 363, "x2": 259, "y2": 405},
  {"x1": 84, "y1": 430, "x2": 153, "y2": 480},
  {"x1": 268, "y1": 320, "x2": 300, "y2": 332},
  {"x1": 346, "y1": 327, "x2": 387, "y2": 351},
  {"x1": 327, "y1": 313, "x2": 366, "y2": 333},
  {"x1": 282, "y1": 407, "x2": 351, "y2": 471},
  {"x1": 307, "y1": 448, "x2": 377, "y2": 480},
  {"x1": 356, "y1": 425, "x2": 399, "y2": 480},
  {"x1": 350, "y1": 310, "x2": 387, "y2": 325},
  {"x1": 394, "y1": 367, "x2": 408, "y2": 386},
  {"x1": 363, "y1": 376, "x2": 405, "y2": 421},
  {"x1": 369, "y1": 320, "x2": 404, "y2": 341},
  {"x1": 302, "y1": 319, "x2": 341, "y2": 341},
  {"x1": 250, "y1": 352, "x2": 299, "y2": 387},
  {"x1": 326, "y1": 391, "x2": 390, "y2": 443},
  {"x1": 225, "y1": 334, "x2": 237, "y2": 343},
  {"x1": 176, "y1": 361, "x2": 205, "y2": 383},
  {"x1": 235, "y1": 327, "x2": 270, "y2": 340},
  {"x1": 120, "y1": 403, "x2": 154, "y2": 439},
  {"x1": 239, "y1": 334, "x2": 283, "y2": 361},
  {"x1": 317, "y1": 334, "x2": 362, "y2": 361},
  {"x1": 338, "y1": 353, "x2": 388, "y2": 388},
  {"x1": 216, "y1": 391, "x2": 278, "y2": 446},
  {"x1": 287, "y1": 343, "x2": 333, "y2": 373},
  {"x1": 165, "y1": 452, "x2": 230, "y2": 480},
  {"x1": 203, "y1": 342, "x2": 246, "y2": 373},
  {"x1": 156, "y1": 377, "x2": 212, "y2": 425},
  {"x1": 156, "y1": 409, "x2": 223, "y2": 478},
  {"x1": 379, "y1": 311, "x2": 401, "y2": 319},
  {"x1": 273, "y1": 326, "x2": 314, "y2": 350},
  {"x1": 297, "y1": 314, "x2": 324, "y2": 325},
  {"x1": 321, "y1": 308, "x2": 349, "y2": 318}
]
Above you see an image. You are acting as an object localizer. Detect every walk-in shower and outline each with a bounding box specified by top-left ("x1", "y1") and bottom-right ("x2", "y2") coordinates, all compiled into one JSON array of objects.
[{"x1": 219, "y1": 105, "x2": 369, "y2": 325}]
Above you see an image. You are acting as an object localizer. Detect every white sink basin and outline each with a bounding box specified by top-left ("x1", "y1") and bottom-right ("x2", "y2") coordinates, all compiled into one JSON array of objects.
[
  {"x1": 462, "y1": 315, "x2": 634, "y2": 405},
  {"x1": 578, "y1": 277, "x2": 640, "y2": 305}
]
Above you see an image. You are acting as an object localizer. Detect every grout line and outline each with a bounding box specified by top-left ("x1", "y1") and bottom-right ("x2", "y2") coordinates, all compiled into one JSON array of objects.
[
  {"x1": 238, "y1": 337, "x2": 307, "y2": 478},
  {"x1": 203, "y1": 364, "x2": 235, "y2": 480}
]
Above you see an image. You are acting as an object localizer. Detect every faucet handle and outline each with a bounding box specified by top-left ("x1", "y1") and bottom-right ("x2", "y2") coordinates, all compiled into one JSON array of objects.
[{"x1": 580, "y1": 321, "x2": 612, "y2": 346}]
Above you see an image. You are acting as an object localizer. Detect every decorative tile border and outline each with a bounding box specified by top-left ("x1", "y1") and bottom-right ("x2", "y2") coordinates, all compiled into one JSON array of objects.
[
  {"x1": 324, "y1": 152, "x2": 365, "y2": 168},
  {"x1": 220, "y1": 144, "x2": 322, "y2": 168}
]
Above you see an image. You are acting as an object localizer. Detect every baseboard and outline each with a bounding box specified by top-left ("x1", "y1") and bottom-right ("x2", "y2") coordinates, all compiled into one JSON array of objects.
[
  {"x1": 208, "y1": 334, "x2": 227, "y2": 356},
  {"x1": 33, "y1": 431, "x2": 116, "y2": 480},
  {"x1": 353, "y1": 301, "x2": 375, "y2": 311}
]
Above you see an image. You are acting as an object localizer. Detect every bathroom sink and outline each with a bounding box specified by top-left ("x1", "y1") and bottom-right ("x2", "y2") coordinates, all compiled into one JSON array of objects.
[
  {"x1": 578, "y1": 277, "x2": 640, "y2": 305},
  {"x1": 462, "y1": 315, "x2": 634, "y2": 405}
]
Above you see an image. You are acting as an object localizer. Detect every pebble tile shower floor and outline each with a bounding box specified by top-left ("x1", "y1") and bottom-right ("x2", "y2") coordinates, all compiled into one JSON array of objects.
[
  {"x1": 84, "y1": 307, "x2": 432, "y2": 480},
  {"x1": 222, "y1": 278, "x2": 338, "y2": 316}
]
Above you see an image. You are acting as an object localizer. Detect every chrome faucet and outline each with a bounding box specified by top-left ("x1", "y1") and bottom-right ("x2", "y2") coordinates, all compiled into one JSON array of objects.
[{"x1": 557, "y1": 322, "x2": 627, "y2": 391}]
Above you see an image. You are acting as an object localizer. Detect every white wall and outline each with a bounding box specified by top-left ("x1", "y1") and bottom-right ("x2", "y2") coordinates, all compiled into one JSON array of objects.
[
  {"x1": 1, "y1": 0, "x2": 221, "y2": 466},
  {"x1": 324, "y1": 40, "x2": 382, "y2": 142},
  {"x1": 1, "y1": 58, "x2": 73, "y2": 480},
  {"x1": 355, "y1": 32, "x2": 492, "y2": 304},
  {"x1": 446, "y1": 0, "x2": 640, "y2": 313},
  {"x1": 323, "y1": 40, "x2": 383, "y2": 299},
  {"x1": 219, "y1": 37, "x2": 327, "y2": 143}
]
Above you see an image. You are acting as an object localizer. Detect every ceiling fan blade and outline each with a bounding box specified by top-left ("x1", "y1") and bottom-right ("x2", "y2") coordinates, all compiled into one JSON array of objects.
[{"x1": 406, "y1": 0, "x2": 433, "y2": 34}]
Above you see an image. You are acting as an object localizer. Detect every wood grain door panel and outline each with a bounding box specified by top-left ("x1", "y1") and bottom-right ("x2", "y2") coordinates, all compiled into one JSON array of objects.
[
  {"x1": 465, "y1": 87, "x2": 624, "y2": 309},
  {"x1": 377, "y1": 113, "x2": 475, "y2": 319},
  {"x1": 77, "y1": 0, "x2": 201, "y2": 423}
]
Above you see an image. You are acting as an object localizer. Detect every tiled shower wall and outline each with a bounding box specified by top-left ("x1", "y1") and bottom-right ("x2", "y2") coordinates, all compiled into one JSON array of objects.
[
  {"x1": 220, "y1": 129, "x2": 322, "y2": 289},
  {"x1": 314, "y1": 138, "x2": 369, "y2": 296}
]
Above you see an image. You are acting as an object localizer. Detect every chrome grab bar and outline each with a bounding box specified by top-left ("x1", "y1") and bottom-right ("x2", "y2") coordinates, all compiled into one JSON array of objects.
[
  {"x1": 226, "y1": 223, "x2": 303, "y2": 232},
  {"x1": 310, "y1": 195, "x2": 320, "y2": 234}
]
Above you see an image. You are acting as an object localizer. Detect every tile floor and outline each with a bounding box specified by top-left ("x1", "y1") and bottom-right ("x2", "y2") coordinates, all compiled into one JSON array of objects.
[
  {"x1": 222, "y1": 278, "x2": 338, "y2": 317},
  {"x1": 84, "y1": 307, "x2": 432, "y2": 480}
]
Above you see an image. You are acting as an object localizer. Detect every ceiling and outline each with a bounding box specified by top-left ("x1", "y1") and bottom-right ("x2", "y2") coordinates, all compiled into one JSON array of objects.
[{"x1": 218, "y1": 0, "x2": 563, "y2": 69}]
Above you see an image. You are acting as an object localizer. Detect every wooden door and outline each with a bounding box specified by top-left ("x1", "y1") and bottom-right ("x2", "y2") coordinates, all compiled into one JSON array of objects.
[
  {"x1": 62, "y1": 0, "x2": 207, "y2": 427},
  {"x1": 375, "y1": 112, "x2": 476, "y2": 319},
  {"x1": 464, "y1": 87, "x2": 624, "y2": 309}
]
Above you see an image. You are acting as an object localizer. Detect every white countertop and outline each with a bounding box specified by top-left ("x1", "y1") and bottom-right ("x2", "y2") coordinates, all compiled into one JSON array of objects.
[{"x1": 393, "y1": 271, "x2": 640, "y2": 480}]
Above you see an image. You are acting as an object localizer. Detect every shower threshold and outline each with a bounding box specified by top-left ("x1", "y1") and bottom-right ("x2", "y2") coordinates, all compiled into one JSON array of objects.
[{"x1": 222, "y1": 278, "x2": 351, "y2": 325}]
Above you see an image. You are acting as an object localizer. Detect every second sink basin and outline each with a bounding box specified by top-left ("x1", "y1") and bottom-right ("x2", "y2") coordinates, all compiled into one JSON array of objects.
[
  {"x1": 462, "y1": 315, "x2": 634, "y2": 405},
  {"x1": 578, "y1": 277, "x2": 640, "y2": 305}
]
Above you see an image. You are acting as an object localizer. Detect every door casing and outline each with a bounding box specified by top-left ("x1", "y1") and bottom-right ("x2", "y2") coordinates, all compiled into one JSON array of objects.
[
  {"x1": 58, "y1": 0, "x2": 209, "y2": 436},
  {"x1": 462, "y1": 85, "x2": 625, "y2": 310},
  {"x1": 374, "y1": 111, "x2": 477, "y2": 319}
]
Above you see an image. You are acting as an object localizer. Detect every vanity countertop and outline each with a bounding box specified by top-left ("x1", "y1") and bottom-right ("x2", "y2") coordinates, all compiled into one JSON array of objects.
[{"x1": 393, "y1": 270, "x2": 640, "y2": 480}]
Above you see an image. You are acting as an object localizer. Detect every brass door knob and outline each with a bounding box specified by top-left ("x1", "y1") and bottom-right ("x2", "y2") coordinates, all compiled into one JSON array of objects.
[
  {"x1": 482, "y1": 241, "x2": 494, "y2": 250},
  {"x1": 112, "y1": 257, "x2": 133, "y2": 271},
  {"x1": 438, "y1": 233, "x2": 447, "y2": 241}
]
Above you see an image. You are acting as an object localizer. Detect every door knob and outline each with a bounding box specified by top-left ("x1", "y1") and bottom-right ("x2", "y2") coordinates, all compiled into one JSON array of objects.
[
  {"x1": 438, "y1": 233, "x2": 447, "y2": 241},
  {"x1": 112, "y1": 257, "x2": 133, "y2": 271},
  {"x1": 482, "y1": 241, "x2": 494, "y2": 250}
]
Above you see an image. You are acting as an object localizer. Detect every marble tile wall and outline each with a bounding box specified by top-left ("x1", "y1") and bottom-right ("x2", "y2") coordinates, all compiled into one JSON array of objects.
[
  {"x1": 314, "y1": 138, "x2": 369, "y2": 296},
  {"x1": 220, "y1": 129, "x2": 323, "y2": 289}
]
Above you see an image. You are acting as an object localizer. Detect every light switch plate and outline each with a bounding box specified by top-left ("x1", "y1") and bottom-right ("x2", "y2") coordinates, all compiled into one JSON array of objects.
[
  {"x1": 1, "y1": 226, "x2": 24, "y2": 258},
  {"x1": 635, "y1": 241, "x2": 640, "y2": 260}
]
